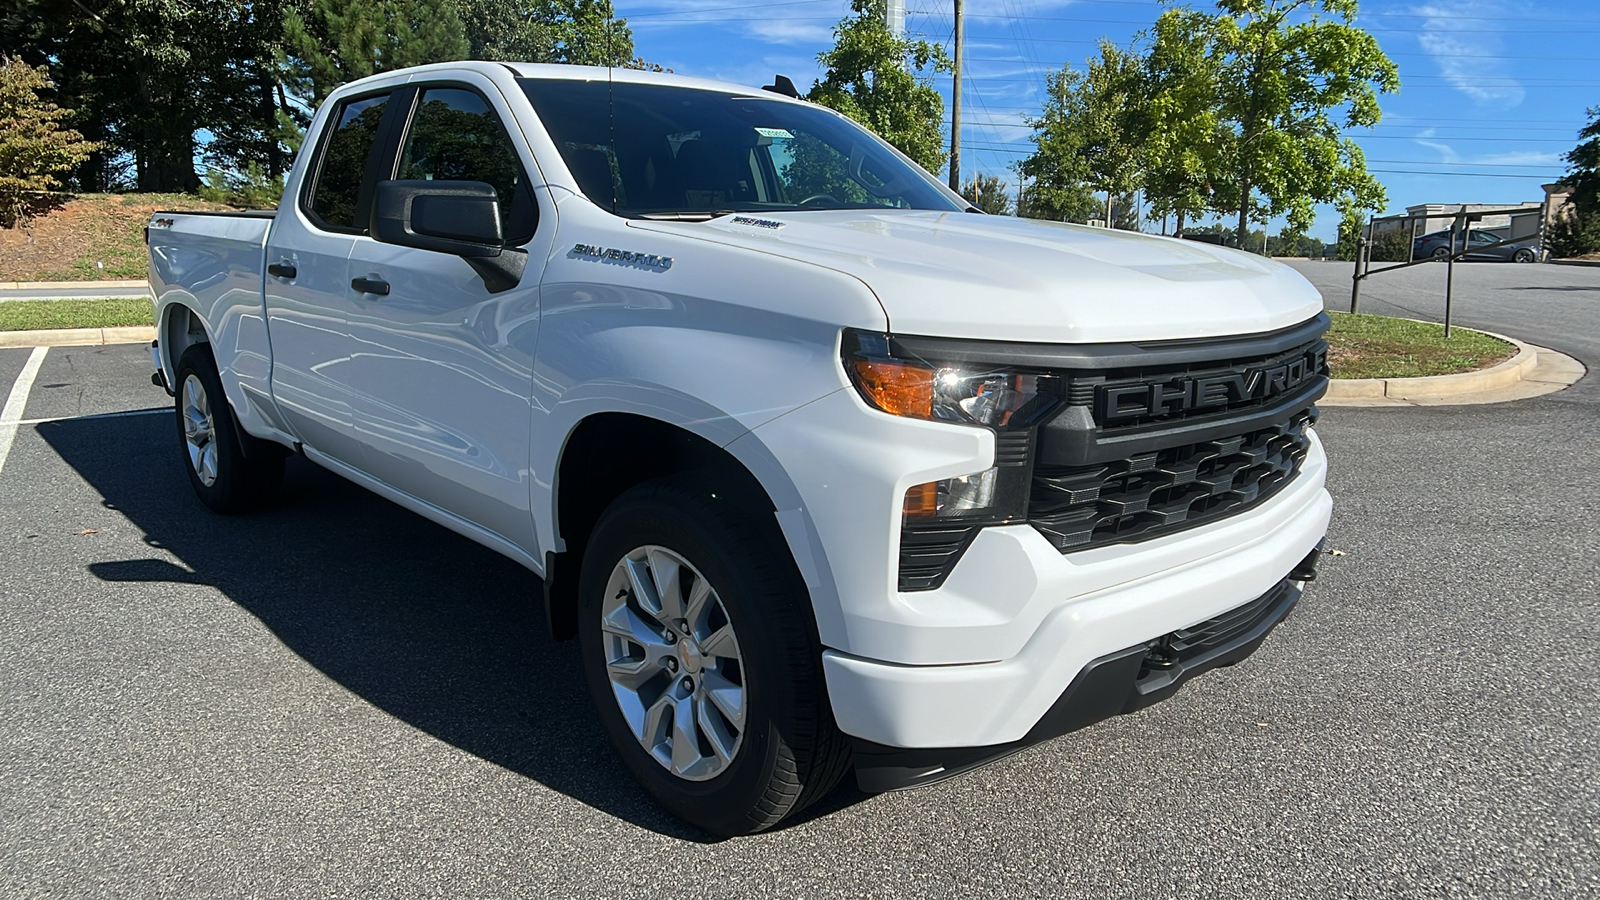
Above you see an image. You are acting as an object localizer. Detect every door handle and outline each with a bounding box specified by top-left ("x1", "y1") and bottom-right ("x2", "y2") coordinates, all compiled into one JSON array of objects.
[
  {"x1": 351, "y1": 277, "x2": 390, "y2": 296},
  {"x1": 267, "y1": 262, "x2": 297, "y2": 279}
]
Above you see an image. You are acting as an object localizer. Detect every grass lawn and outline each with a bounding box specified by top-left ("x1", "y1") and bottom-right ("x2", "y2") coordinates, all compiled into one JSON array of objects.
[
  {"x1": 1326, "y1": 312, "x2": 1515, "y2": 379},
  {"x1": 0, "y1": 299, "x2": 154, "y2": 331}
]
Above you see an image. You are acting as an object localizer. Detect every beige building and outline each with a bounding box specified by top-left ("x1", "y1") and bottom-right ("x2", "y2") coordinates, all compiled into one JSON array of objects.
[{"x1": 1403, "y1": 202, "x2": 1543, "y2": 240}]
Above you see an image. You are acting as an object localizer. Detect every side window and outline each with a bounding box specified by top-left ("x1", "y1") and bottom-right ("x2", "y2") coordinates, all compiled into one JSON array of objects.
[
  {"x1": 308, "y1": 93, "x2": 390, "y2": 231},
  {"x1": 398, "y1": 87, "x2": 537, "y2": 243}
]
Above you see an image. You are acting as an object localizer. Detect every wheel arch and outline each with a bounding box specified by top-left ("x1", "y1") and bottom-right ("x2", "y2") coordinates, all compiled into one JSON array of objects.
[
  {"x1": 542, "y1": 411, "x2": 825, "y2": 643},
  {"x1": 157, "y1": 299, "x2": 212, "y2": 379}
]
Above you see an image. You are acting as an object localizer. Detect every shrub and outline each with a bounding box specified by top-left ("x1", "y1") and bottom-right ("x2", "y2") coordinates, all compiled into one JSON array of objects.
[
  {"x1": 0, "y1": 56, "x2": 97, "y2": 228},
  {"x1": 1544, "y1": 209, "x2": 1600, "y2": 258},
  {"x1": 198, "y1": 163, "x2": 285, "y2": 209}
]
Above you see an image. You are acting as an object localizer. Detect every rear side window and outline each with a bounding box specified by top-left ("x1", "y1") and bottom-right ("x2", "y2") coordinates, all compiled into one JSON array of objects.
[
  {"x1": 398, "y1": 87, "x2": 537, "y2": 244},
  {"x1": 308, "y1": 93, "x2": 390, "y2": 231}
]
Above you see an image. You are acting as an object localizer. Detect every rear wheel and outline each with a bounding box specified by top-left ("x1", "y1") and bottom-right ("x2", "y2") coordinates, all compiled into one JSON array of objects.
[
  {"x1": 174, "y1": 344, "x2": 284, "y2": 513},
  {"x1": 577, "y1": 474, "x2": 850, "y2": 836},
  {"x1": 1514, "y1": 248, "x2": 1536, "y2": 263},
  {"x1": 1431, "y1": 246, "x2": 1451, "y2": 261}
]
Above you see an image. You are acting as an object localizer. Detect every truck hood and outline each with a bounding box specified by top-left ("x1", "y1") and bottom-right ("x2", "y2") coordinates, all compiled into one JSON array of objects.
[{"x1": 630, "y1": 210, "x2": 1324, "y2": 343}]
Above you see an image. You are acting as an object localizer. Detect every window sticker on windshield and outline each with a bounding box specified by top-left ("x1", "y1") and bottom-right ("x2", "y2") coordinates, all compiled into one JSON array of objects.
[{"x1": 754, "y1": 127, "x2": 794, "y2": 139}]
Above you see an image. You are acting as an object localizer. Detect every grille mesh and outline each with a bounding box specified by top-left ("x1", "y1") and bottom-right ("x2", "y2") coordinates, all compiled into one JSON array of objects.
[{"x1": 1029, "y1": 412, "x2": 1313, "y2": 553}]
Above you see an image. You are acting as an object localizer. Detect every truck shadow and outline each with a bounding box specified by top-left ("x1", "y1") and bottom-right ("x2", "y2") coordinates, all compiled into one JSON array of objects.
[{"x1": 38, "y1": 412, "x2": 864, "y2": 840}]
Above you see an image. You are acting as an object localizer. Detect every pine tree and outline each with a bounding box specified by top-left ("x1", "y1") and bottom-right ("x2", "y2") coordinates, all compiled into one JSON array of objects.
[{"x1": 284, "y1": 0, "x2": 471, "y2": 106}]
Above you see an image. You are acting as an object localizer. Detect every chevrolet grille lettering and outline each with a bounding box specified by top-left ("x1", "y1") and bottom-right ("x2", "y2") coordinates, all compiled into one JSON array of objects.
[{"x1": 1096, "y1": 346, "x2": 1327, "y2": 422}]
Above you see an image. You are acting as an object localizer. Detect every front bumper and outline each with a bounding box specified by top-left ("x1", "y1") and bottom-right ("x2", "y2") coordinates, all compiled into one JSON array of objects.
[{"x1": 851, "y1": 571, "x2": 1308, "y2": 792}]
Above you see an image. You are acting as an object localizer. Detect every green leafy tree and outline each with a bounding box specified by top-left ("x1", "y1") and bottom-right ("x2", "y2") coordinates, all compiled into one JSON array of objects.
[
  {"x1": 1142, "y1": 11, "x2": 1223, "y2": 235},
  {"x1": 962, "y1": 173, "x2": 1012, "y2": 215},
  {"x1": 284, "y1": 0, "x2": 470, "y2": 106},
  {"x1": 1563, "y1": 106, "x2": 1600, "y2": 216},
  {"x1": 0, "y1": 56, "x2": 97, "y2": 226},
  {"x1": 1549, "y1": 106, "x2": 1600, "y2": 257},
  {"x1": 1024, "y1": 42, "x2": 1147, "y2": 226},
  {"x1": 1015, "y1": 158, "x2": 1099, "y2": 223},
  {"x1": 1151, "y1": 0, "x2": 1397, "y2": 250},
  {"x1": 456, "y1": 0, "x2": 640, "y2": 66},
  {"x1": 2, "y1": 0, "x2": 299, "y2": 192},
  {"x1": 1335, "y1": 197, "x2": 1366, "y2": 261},
  {"x1": 809, "y1": 0, "x2": 950, "y2": 176}
]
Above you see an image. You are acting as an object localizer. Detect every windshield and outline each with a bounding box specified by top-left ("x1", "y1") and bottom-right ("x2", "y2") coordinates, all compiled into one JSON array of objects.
[{"x1": 518, "y1": 78, "x2": 963, "y2": 218}]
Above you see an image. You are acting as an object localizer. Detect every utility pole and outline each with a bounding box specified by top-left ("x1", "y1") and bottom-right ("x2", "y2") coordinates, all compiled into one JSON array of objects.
[
  {"x1": 948, "y1": 0, "x2": 963, "y2": 192},
  {"x1": 884, "y1": 0, "x2": 904, "y2": 35}
]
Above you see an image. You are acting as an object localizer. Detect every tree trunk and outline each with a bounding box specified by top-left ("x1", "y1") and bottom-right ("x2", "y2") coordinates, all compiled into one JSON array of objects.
[{"x1": 1175, "y1": 210, "x2": 1185, "y2": 238}]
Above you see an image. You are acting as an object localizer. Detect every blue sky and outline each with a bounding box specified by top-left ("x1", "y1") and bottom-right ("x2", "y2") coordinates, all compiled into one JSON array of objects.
[{"x1": 620, "y1": 0, "x2": 1600, "y2": 240}]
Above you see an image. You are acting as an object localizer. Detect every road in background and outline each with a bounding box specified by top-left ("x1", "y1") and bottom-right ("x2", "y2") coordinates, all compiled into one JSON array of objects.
[
  {"x1": 1287, "y1": 259, "x2": 1599, "y2": 392},
  {"x1": 0, "y1": 283, "x2": 150, "y2": 302},
  {"x1": 0, "y1": 275, "x2": 1595, "y2": 896}
]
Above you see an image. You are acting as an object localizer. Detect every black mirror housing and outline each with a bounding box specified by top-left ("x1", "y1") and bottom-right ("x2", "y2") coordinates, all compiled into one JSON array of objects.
[{"x1": 373, "y1": 180, "x2": 504, "y2": 258}]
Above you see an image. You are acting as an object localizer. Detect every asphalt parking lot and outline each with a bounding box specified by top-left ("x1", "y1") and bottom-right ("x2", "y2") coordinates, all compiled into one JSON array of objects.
[{"x1": 1, "y1": 261, "x2": 1597, "y2": 897}]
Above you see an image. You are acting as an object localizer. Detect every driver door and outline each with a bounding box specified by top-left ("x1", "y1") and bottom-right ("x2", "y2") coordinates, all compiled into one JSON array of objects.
[{"x1": 344, "y1": 82, "x2": 553, "y2": 553}]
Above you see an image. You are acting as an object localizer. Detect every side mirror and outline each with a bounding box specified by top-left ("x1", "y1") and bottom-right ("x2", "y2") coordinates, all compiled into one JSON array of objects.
[
  {"x1": 372, "y1": 180, "x2": 527, "y2": 293},
  {"x1": 373, "y1": 180, "x2": 503, "y2": 257}
]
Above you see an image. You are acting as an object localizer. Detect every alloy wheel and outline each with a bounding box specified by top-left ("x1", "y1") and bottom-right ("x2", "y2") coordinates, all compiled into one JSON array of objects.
[
  {"x1": 181, "y1": 374, "x2": 219, "y2": 487},
  {"x1": 600, "y1": 545, "x2": 746, "y2": 781}
]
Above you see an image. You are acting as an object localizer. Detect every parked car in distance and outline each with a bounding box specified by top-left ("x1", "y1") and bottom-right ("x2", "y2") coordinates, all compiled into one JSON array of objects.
[{"x1": 1413, "y1": 228, "x2": 1538, "y2": 262}]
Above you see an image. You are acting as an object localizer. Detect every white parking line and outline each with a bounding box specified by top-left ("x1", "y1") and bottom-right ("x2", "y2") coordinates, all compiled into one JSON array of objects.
[
  {"x1": 15, "y1": 408, "x2": 167, "y2": 426},
  {"x1": 0, "y1": 346, "x2": 49, "y2": 479}
]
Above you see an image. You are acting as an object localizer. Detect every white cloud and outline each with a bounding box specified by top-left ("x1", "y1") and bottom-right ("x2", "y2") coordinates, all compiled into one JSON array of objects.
[
  {"x1": 1474, "y1": 150, "x2": 1563, "y2": 167},
  {"x1": 1411, "y1": 127, "x2": 1461, "y2": 163},
  {"x1": 1414, "y1": 3, "x2": 1525, "y2": 107}
]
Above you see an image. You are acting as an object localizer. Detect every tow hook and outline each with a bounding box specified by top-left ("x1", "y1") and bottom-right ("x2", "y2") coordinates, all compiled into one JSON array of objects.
[{"x1": 1288, "y1": 545, "x2": 1322, "y2": 583}]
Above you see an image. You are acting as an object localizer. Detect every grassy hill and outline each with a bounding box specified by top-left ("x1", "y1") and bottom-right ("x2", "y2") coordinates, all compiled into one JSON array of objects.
[{"x1": 0, "y1": 194, "x2": 245, "y2": 282}]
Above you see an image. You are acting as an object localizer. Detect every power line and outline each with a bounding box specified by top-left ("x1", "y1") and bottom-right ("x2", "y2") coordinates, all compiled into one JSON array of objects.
[{"x1": 907, "y1": 10, "x2": 1600, "y2": 34}]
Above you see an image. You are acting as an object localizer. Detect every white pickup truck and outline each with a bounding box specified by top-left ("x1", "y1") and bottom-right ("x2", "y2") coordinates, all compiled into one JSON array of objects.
[{"x1": 147, "y1": 62, "x2": 1332, "y2": 835}]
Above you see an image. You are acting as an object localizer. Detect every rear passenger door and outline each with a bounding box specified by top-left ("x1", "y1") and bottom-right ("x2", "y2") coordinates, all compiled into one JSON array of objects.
[
  {"x1": 343, "y1": 81, "x2": 552, "y2": 553},
  {"x1": 264, "y1": 90, "x2": 398, "y2": 466}
]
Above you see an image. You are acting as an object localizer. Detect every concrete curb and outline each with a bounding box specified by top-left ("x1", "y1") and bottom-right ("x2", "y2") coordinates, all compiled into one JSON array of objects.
[
  {"x1": 0, "y1": 280, "x2": 146, "y2": 290},
  {"x1": 1549, "y1": 258, "x2": 1600, "y2": 267},
  {"x1": 0, "y1": 326, "x2": 155, "y2": 349},
  {"x1": 1324, "y1": 332, "x2": 1585, "y2": 407}
]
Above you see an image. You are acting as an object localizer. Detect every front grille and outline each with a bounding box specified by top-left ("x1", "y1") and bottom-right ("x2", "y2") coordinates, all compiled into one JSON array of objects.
[
  {"x1": 1029, "y1": 411, "x2": 1313, "y2": 553},
  {"x1": 1080, "y1": 337, "x2": 1328, "y2": 430}
]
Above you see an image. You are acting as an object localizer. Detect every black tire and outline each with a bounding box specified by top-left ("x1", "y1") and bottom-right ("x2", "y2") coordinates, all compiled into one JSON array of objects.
[
  {"x1": 173, "y1": 344, "x2": 284, "y2": 514},
  {"x1": 577, "y1": 474, "x2": 851, "y2": 836},
  {"x1": 1514, "y1": 248, "x2": 1536, "y2": 263},
  {"x1": 1431, "y1": 246, "x2": 1450, "y2": 261}
]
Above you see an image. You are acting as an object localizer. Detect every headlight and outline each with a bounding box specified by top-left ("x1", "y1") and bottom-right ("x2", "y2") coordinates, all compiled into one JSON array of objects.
[
  {"x1": 842, "y1": 331, "x2": 1061, "y2": 430},
  {"x1": 843, "y1": 329, "x2": 1062, "y2": 538}
]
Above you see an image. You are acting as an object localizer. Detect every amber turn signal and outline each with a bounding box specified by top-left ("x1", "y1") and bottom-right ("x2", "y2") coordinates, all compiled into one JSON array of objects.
[
  {"x1": 849, "y1": 358, "x2": 933, "y2": 418},
  {"x1": 903, "y1": 481, "x2": 939, "y2": 518}
]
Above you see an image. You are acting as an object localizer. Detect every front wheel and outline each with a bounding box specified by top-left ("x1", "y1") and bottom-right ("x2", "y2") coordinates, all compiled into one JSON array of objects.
[
  {"x1": 174, "y1": 344, "x2": 284, "y2": 513},
  {"x1": 577, "y1": 475, "x2": 850, "y2": 836}
]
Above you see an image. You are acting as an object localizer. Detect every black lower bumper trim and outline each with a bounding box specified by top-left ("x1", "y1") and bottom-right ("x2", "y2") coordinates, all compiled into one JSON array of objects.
[{"x1": 851, "y1": 576, "x2": 1304, "y2": 793}]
